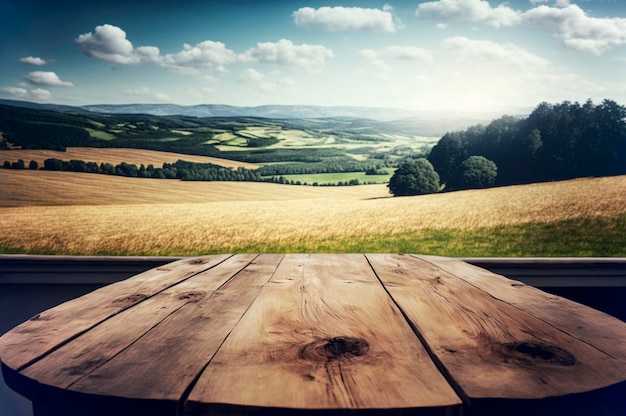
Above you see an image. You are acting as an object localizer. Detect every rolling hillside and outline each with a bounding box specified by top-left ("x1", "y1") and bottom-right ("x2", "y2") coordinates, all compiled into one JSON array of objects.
[
  {"x1": 0, "y1": 102, "x2": 440, "y2": 168},
  {"x1": 0, "y1": 169, "x2": 388, "y2": 207},
  {"x1": 1, "y1": 170, "x2": 624, "y2": 256}
]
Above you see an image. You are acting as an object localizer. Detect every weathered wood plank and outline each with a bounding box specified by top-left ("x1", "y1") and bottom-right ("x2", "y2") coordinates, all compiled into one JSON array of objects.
[
  {"x1": 60, "y1": 254, "x2": 281, "y2": 406},
  {"x1": 367, "y1": 254, "x2": 626, "y2": 401},
  {"x1": 186, "y1": 254, "x2": 461, "y2": 414},
  {"x1": 416, "y1": 255, "x2": 626, "y2": 362},
  {"x1": 19, "y1": 253, "x2": 260, "y2": 391},
  {"x1": 0, "y1": 254, "x2": 231, "y2": 371}
]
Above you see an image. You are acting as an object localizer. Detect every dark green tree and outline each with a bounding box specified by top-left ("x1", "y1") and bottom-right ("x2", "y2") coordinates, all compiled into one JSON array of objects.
[
  {"x1": 523, "y1": 128, "x2": 542, "y2": 157},
  {"x1": 11, "y1": 159, "x2": 25, "y2": 169},
  {"x1": 29, "y1": 160, "x2": 39, "y2": 170},
  {"x1": 69, "y1": 159, "x2": 87, "y2": 172},
  {"x1": 43, "y1": 158, "x2": 64, "y2": 171},
  {"x1": 457, "y1": 156, "x2": 498, "y2": 189},
  {"x1": 427, "y1": 132, "x2": 465, "y2": 186},
  {"x1": 86, "y1": 162, "x2": 100, "y2": 173},
  {"x1": 388, "y1": 158, "x2": 440, "y2": 196}
]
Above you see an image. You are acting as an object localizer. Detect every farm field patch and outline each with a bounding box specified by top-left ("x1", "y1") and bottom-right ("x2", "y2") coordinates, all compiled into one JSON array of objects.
[
  {"x1": 1, "y1": 171, "x2": 624, "y2": 256},
  {"x1": 281, "y1": 170, "x2": 393, "y2": 185},
  {"x1": 0, "y1": 147, "x2": 259, "y2": 170}
]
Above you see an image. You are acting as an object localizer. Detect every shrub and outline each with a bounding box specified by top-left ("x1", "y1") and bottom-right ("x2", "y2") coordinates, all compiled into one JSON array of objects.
[
  {"x1": 388, "y1": 158, "x2": 440, "y2": 196},
  {"x1": 458, "y1": 156, "x2": 497, "y2": 189}
]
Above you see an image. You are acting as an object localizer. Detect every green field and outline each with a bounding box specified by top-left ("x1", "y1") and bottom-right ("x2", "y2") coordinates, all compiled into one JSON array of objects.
[
  {"x1": 0, "y1": 104, "x2": 439, "y2": 165},
  {"x1": 280, "y1": 169, "x2": 393, "y2": 185},
  {"x1": 86, "y1": 128, "x2": 116, "y2": 140},
  {"x1": 229, "y1": 215, "x2": 626, "y2": 257}
]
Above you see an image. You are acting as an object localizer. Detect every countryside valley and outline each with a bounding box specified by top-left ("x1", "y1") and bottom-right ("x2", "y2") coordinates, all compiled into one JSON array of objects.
[{"x1": 1, "y1": 99, "x2": 625, "y2": 256}]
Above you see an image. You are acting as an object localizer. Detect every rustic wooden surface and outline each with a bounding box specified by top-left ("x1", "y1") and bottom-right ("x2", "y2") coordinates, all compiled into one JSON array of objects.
[{"x1": 1, "y1": 254, "x2": 625, "y2": 416}]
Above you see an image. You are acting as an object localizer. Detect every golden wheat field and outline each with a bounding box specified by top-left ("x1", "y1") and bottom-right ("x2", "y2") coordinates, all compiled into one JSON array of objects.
[
  {"x1": 1, "y1": 169, "x2": 625, "y2": 255},
  {"x1": 0, "y1": 147, "x2": 258, "y2": 170}
]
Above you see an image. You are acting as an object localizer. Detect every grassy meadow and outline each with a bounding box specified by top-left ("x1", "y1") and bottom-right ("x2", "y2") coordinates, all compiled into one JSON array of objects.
[
  {"x1": 281, "y1": 169, "x2": 394, "y2": 185},
  {"x1": 1, "y1": 169, "x2": 625, "y2": 256}
]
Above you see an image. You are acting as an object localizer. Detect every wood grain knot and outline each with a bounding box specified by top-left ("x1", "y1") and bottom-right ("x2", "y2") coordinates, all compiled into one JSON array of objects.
[
  {"x1": 500, "y1": 342, "x2": 576, "y2": 366},
  {"x1": 29, "y1": 313, "x2": 51, "y2": 321},
  {"x1": 113, "y1": 293, "x2": 147, "y2": 306},
  {"x1": 178, "y1": 291, "x2": 205, "y2": 302},
  {"x1": 300, "y1": 337, "x2": 370, "y2": 362},
  {"x1": 187, "y1": 259, "x2": 206, "y2": 264}
]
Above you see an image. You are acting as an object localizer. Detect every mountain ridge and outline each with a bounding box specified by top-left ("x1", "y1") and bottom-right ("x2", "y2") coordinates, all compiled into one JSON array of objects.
[{"x1": 0, "y1": 98, "x2": 525, "y2": 123}]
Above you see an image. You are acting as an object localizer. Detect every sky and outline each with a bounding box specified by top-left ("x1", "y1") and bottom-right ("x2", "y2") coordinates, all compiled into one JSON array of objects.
[{"x1": 1, "y1": 0, "x2": 625, "y2": 113}]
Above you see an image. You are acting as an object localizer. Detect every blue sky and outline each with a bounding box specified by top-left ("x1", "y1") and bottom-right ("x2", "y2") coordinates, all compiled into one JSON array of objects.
[{"x1": 1, "y1": 0, "x2": 624, "y2": 113}]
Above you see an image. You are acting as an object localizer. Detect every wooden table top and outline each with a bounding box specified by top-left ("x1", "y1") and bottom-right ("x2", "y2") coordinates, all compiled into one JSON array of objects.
[{"x1": 1, "y1": 254, "x2": 625, "y2": 416}]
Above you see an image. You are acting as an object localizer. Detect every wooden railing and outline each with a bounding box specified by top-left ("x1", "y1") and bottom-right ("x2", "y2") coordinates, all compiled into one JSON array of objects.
[
  {"x1": 1, "y1": 255, "x2": 625, "y2": 323},
  {"x1": 2, "y1": 255, "x2": 625, "y2": 286}
]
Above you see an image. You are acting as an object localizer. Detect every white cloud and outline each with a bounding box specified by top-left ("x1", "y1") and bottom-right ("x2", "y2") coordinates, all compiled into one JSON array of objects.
[
  {"x1": 161, "y1": 41, "x2": 238, "y2": 73},
  {"x1": 293, "y1": 5, "x2": 400, "y2": 32},
  {"x1": 76, "y1": 24, "x2": 160, "y2": 65},
  {"x1": 416, "y1": 1, "x2": 626, "y2": 54},
  {"x1": 293, "y1": 5, "x2": 401, "y2": 33},
  {"x1": 1, "y1": 86, "x2": 51, "y2": 100},
  {"x1": 24, "y1": 71, "x2": 73, "y2": 87},
  {"x1": 522, "y1": 5, "x2": 626, "y2": 55},
  {"x1": 19, "y1": 56, "x2": 50, "y2": 66},
  {"x1": 416, "y1": 0, "x2": 521, "y2": 28},
  {"x1": 76, "y1": 25, "x2": 335, "y2": 75},
  {"x1": 443, "y1": 36, "x2": 550, "y2": 67},
  {"x1": 134, "y1": 46, "x2": 161, "y2": 63},
  {"x1": 1, "y1": 87, "x2": 29, "y2": 97},
  {"x1": 30, "y1": 88, "x2": 52, "y2": 100},
  {"x1": 242, "y1": 39, "x2": 333, "y2": 72}
]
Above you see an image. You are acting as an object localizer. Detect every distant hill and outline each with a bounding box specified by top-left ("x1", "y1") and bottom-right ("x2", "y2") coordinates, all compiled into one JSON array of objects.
[
  {"x1": 0, "y1": 99, "x2": 514, "y2": 135},
  {"x1": 0, "y1": 99, "x2": 92, "y2": 113},
  {"x1": 0, "y1": 102, "x2": 442, "y2": 165},
  {"x1": 82, "y1": 103, "x2": 420, "y2": 121}
]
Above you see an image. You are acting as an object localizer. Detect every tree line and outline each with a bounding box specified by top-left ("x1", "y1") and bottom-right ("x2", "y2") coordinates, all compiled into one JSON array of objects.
[
  {"x1": 256, "y1": 159, "x2": 388, "y2": 176},
  {"x1": 35, "y1": 158, "x2": 266, "y2": 182},
  {"x1": 428, "y1": 99, "x2": 626, "y2": 190},
  {"x1": 1, "y1": 158, "x2": 369, "y2": 186},
  {"x1": 389, "y1": 99, "x2": 626, "y2": 196}
]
